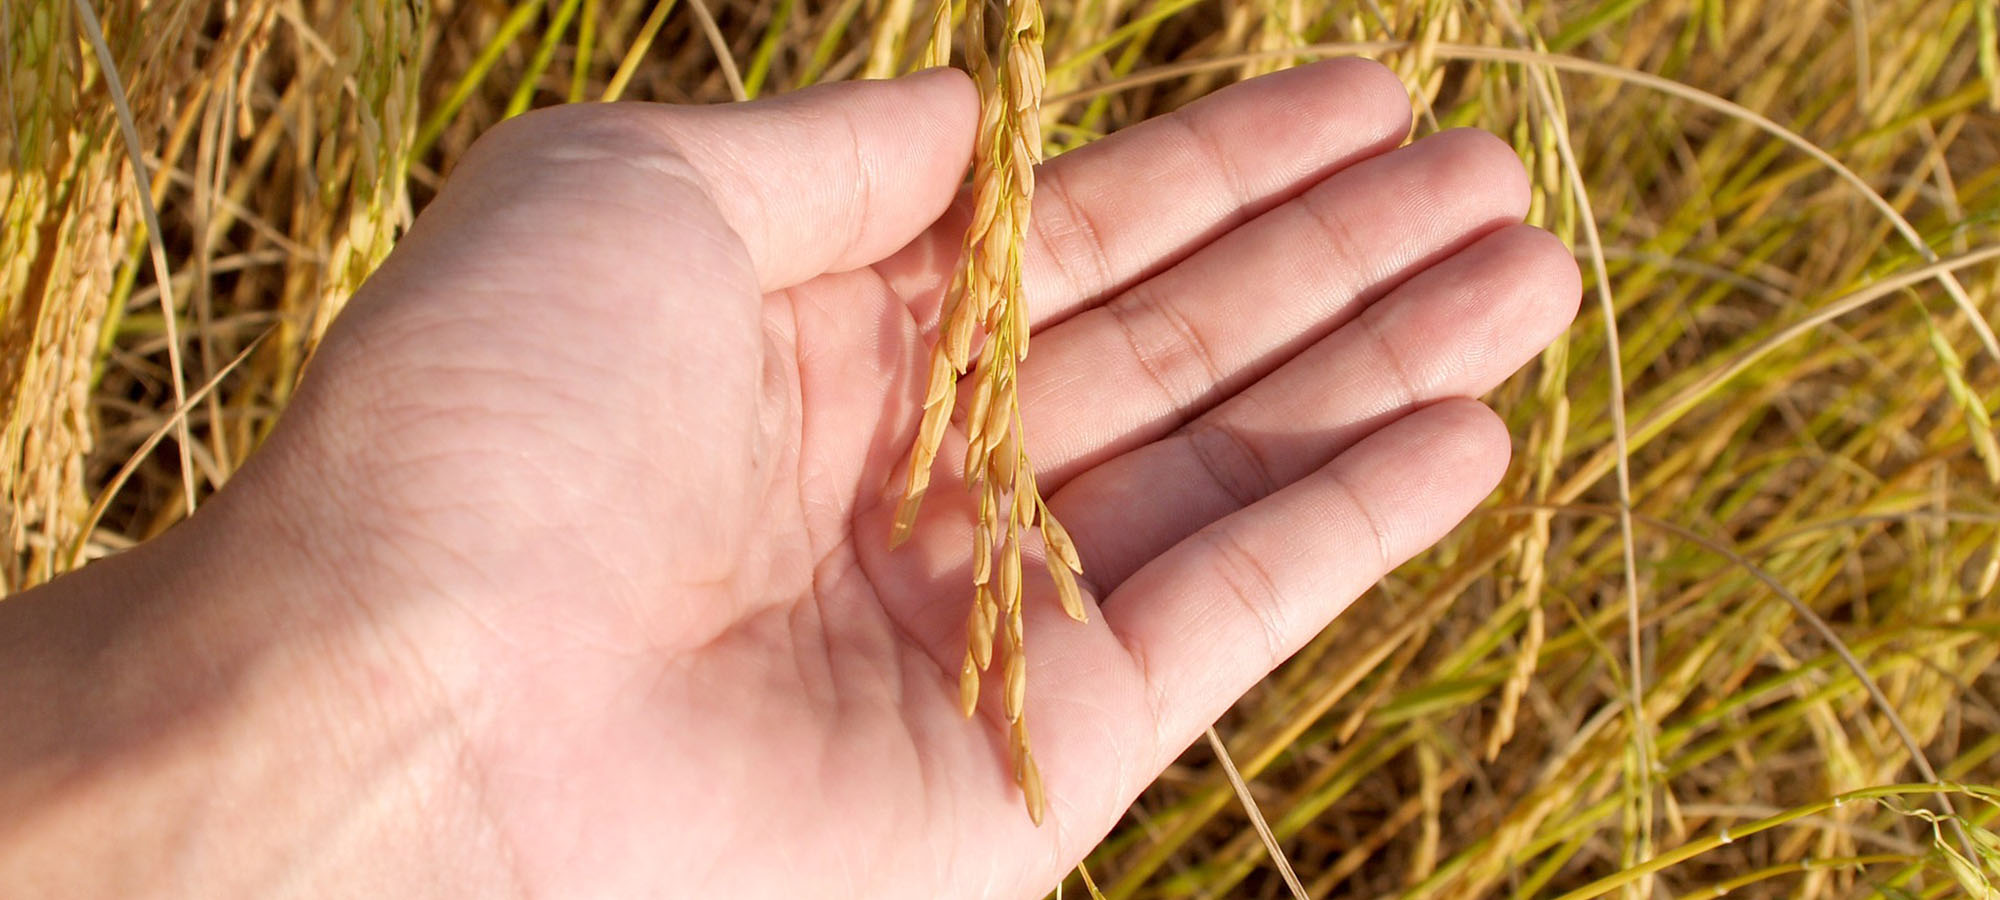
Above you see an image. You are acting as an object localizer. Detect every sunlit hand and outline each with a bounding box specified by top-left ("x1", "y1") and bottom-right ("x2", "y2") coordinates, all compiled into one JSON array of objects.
[{"x1": 0, "y1": 61, "x2": 1577, "y2": 898}]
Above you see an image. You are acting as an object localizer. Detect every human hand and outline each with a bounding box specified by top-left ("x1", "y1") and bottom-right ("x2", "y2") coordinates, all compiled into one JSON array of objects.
[{"x1": 0, "y1": 61, "x2": 1577, "y2": 897}]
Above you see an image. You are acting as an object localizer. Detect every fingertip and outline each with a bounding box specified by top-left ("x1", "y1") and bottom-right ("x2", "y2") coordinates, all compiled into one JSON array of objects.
[
  {"x1": 871, "y1": 66, "x2": 980, "y2": 156},
  {"x1": 1429, "y1": 127, "x2": 1534, "y2": 222},
  {"x1": 1344, "y1": 397, "x2": 1513, "y2": 545},
  {"x1": 664, "y1": 68, "x2": 983, "y2": 286},
  {"x1": 1317, "y1": 57, "x2": 1416, "y2": 143},
  {"x1": 825, "y1": 68, "x2": 981, "y2": 249},
  {"x1": 1422, "y1": 396, "x2": 1514, "y2": 497},
  {"x1": 898, "y1": 65, "x2": 982, "y2": 189},
  {"x1": 904, "y1": 64, "x2": 980, "y2": 110},
  {"x1": 1445, "y1": 224, "x2": 1583, "y2": 352},
  {"x1": 1503, "y1": 223, "x2": 1585, "y2": 331},
  {"x1": 1234, "y1": 57, "x2": 1414, "y2": 160}
]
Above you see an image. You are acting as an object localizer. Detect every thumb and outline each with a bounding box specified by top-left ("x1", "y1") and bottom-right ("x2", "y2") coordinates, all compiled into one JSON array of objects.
[
  {"x1": 650, "y1": 68, "x2": 981, "y2": 290},
  {"x1": 424, "y1": 68, "x2": 980, "y2": 293}
]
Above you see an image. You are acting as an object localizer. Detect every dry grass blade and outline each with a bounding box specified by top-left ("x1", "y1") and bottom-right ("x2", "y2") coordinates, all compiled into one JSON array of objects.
[
  {"x1": 67, "y1": 331, "x2": 271, "y2": 567},
  {"x1": 70, "y1": 0, "x2": 197, "y2": 516},
  {"x1": 686, "y1": 0, "x2": 748, "y2": 101},
  {"x1": 1075, "y1": 861, "x2": 1109, "y2": 900},
  {"x1": 1204, "y1": 726, "x2": 1308, "y2": 900}
]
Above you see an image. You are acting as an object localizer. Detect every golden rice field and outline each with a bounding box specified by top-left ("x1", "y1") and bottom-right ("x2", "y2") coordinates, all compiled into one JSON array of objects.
[{"x1": 5, "y1": 0, "x2": 1999, "y2": 896}]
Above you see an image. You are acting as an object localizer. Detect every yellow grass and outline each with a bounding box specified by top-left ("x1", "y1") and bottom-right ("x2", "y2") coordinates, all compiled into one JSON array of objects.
[{"x1": 6, "y1": 0, "x2": 1999, "y2": 896}]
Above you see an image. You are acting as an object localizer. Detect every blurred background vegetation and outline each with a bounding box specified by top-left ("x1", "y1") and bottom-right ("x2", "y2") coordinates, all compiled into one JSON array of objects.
[{"x1": 5, "y1": 0, "x2": 1999, "y2": 896}]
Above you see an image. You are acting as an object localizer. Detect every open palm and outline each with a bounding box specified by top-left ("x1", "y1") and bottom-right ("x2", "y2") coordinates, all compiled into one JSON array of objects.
[{"x1": 190, "y1": 61, "x2": 1578, "y2": 897}]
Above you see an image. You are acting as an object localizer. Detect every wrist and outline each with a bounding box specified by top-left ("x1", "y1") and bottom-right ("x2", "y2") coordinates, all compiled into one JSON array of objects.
[{"x1": 0, "y1": 475, "x2": 515, "y2": 898}]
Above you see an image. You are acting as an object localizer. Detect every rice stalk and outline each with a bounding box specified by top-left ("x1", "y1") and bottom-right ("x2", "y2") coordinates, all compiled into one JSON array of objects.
[{"x1": 889, "y1": 0, "x2": 1080, "y2": 824}]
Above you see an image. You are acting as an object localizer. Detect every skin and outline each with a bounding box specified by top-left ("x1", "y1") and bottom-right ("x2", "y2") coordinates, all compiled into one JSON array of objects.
[{"x1": 0, "y1": 61, "x2": 1578, "y2": 898}]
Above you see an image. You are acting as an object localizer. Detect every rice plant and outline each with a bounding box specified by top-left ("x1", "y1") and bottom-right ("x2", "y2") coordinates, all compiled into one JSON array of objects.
[{"x1": 5, "y1": 0, "x2": 1997, "y2": 896}]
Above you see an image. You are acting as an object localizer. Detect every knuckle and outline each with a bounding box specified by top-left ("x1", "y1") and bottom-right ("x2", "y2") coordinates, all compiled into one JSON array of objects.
[
  {"x1": 1182, "y1": 419, "x2": 1280, "y2": 509},
  {"x1": 1034, "y1": 173, "x2": 1118, "y2": 298},
  {"x1": 1167, "y1": 111, "x2": 1252, "y2": 207},
  {"x1": 1197, "y1": 528, "x2": 1290, "y2": 660}
]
